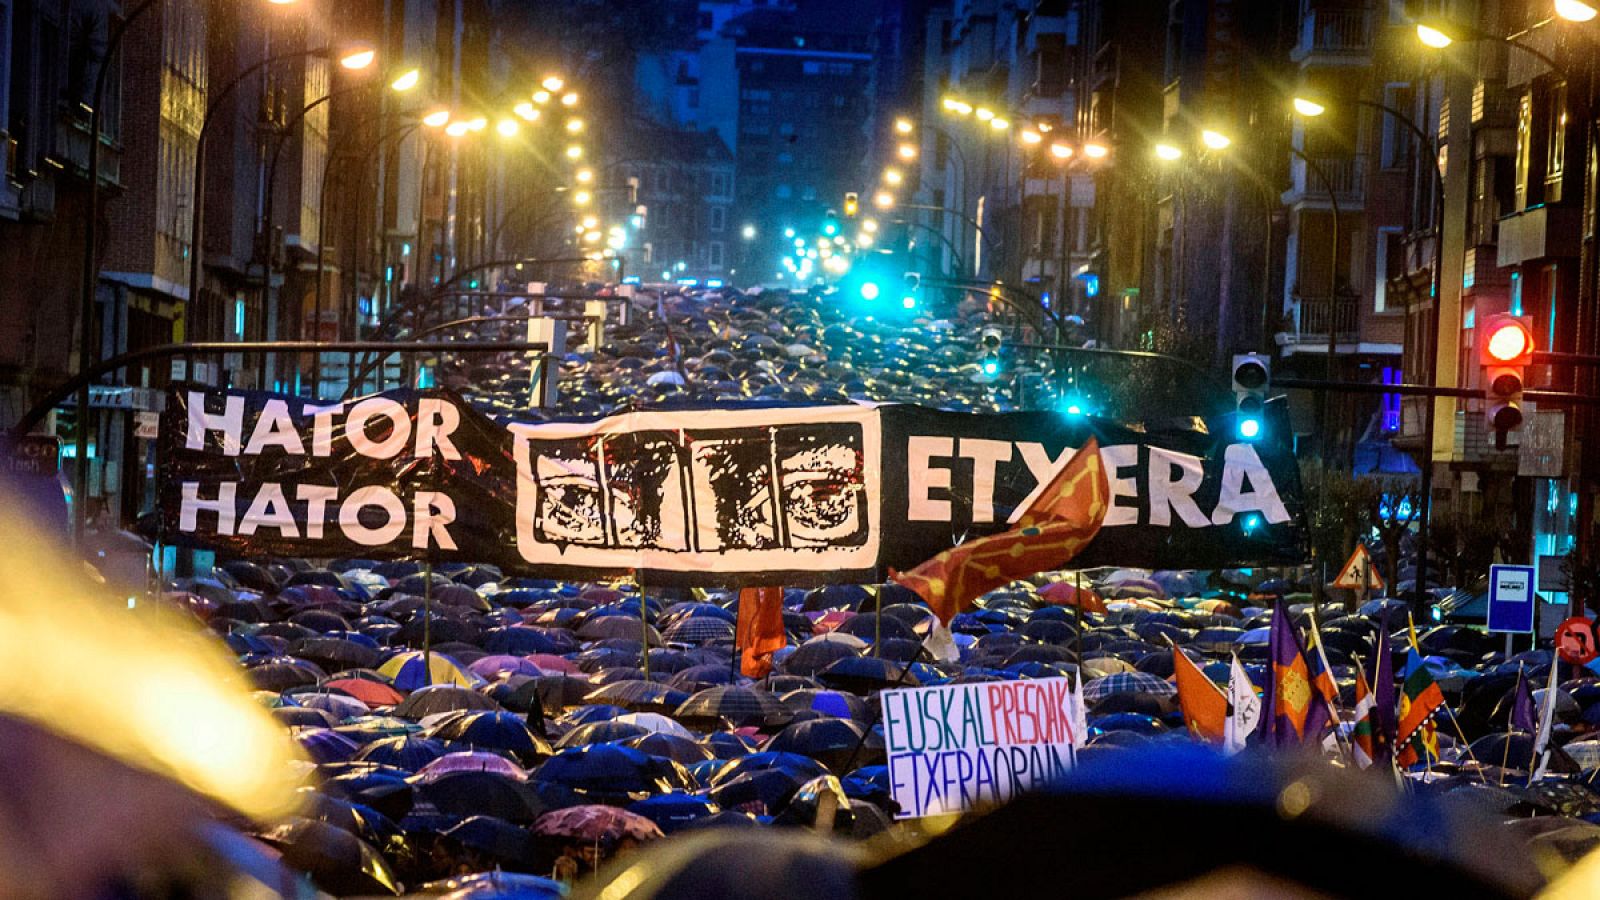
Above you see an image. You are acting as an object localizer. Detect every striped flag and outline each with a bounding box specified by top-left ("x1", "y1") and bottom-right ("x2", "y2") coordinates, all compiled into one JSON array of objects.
[
  {"x1": 1223, "y1": 654, "x2": 1261, "y2": 755},
  {"x1": 1397, "y1": 647, "x2": 1445, "y2": 767},
  {"x1": 1350, "y1": 662, "x2": 1376, "y2": 768},
  {"x1": 1173, "y1": 647, "x2": 1227, "y2": 743}
]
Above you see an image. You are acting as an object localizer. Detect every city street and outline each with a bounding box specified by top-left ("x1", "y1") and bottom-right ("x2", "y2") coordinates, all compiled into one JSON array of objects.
[{"x1": 5, "y1": 0, "x2": 1600, "y2": 898}]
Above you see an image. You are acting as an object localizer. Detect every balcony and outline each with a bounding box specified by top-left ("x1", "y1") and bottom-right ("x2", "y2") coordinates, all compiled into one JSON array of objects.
[
  {"x1": 1291, "y1": 8, "x2": 1373, "y2": 65},
  {"x1": 1279, "y1": 294, "x2": 1360, "y2": 353},
  {"x1": 1284, "y1": 154, "x2": 1366, "y2": 209},
  {"x1": 1497, "y1": 204, "x2": 1582, "y2": 266}
]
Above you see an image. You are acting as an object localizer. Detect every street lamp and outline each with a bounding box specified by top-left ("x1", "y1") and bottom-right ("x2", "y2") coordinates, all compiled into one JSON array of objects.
[
  {"x1": 1415, "y1": 22, "x2": 1455, "y2": 48},
  {"x1": 513, "y1": 102, "x2": 539, "y2": 121},
  {"x1": 989, "y1": 117, "x2": 1009, "y2": 131},
  {"x1": 422, "y1": 108, "x2": 451, "y2": 127},
  {"x1": 895, "y1": 117, "x2": 915, "y2": 134},
  {"x1": 975, "y1": 107, "x2": 996, "y2": 122},
  {"x1": 496, "y1": 118, "x2": 519, "y2": 137},
  {"x1": 339, "y1": 48, "x2": 377, "y2": 70},
  {"x1": 1200, "y1": 129, "x2": 1233, "y2": 150},
  {"x1": 897, "y1": 143, "x2": 918, "y2": 160},
  {"x1": 873, "y1": 191, "x2": 895, "y2": 209},
  {"x1": 445, "y1": 120, "x2": 471, "y2": 137},
  {"x1": 575, "y1": 168, "x2": 594, "y2": 184},
  {"x1": 561, "y1": 92, "x2": 579, "y2": 107},
  {"x1": 1083, "y1": 142, "x2": 1110, "y2": 159},
  {"x1": 1556, "y1": 0, "x2": 1599, "y2": 20},
  {"x1": 1020, "y1": 129, "x2": 1043, "y2": 145},
  {"x1": 566, "y1": 145, "x2": 583, "y2": 160},
  {"x1": 1292, "y1": 96, "x2": 1327, "y2": 117},
  {"x1": 883, "y1": 168, "x2": 904, "y2": 186},
  {"x1": 1049, "y1": 142, "x2": 1073, "y2": 159},
  {"x1": 542, "y1": 75, "x2": 565, "y2": 91},
  {"x1": 1154, "y1": 142, "x2": 1183, "y2": 161},
  {"x1": 741, "y1": 224, "x2": 757, "y2": 240},
  {"x1": 533, "y1": 90, "x2": 552, "y2": 104},
  {"x1": 566, "y1": 118, "x2": 585, "y2": 133},
  {"x1": 390, "y1": 68, "x2": 421, "y2": 92}
]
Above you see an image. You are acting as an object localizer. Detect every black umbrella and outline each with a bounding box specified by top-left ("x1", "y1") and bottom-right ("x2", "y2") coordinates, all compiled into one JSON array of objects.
[
  {"x1": 393, "y1": 686, "x2": 504, "y2": 720},
  {"x1": 762, "y1": 718, "x2": 879, "y2": 772},
  {"x1": 356, "y1": 735, "x2": 453, "y2": 772},
  {"x1": 426, "y1": 710, "x2": 554, "y2": 765},
  {"x1": 817, "y1": 656, "x2": 919, "y2": 695},
  {"x1": 441, "y1": 815, "x2": 548, "y2": 872},
  {"x1": 257, "y1": 817, "x2": 403, "y2": 896},
  {"x1": 415, "y1": 771, "x2": 547, "y2": 823},
  {"x1": 781, "y1": 640, "x2": 862, "y2": 676},
  {"x1": 532, "y1": 744, "x2": 692, "y2": 807},
  {"x1": 676, "y1": 685, "x2": 791, "y2": 729}
]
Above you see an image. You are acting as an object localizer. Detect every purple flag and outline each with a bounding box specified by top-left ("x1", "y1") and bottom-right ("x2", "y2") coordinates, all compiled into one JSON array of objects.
[
  {"x1": 1368, "y1": 614, "x2": 1397, "y2": 766},
  {"x1": 1511, "y1": 669, "x2": 1537, "y2": 733},
  {"x1": 1265, "y1": 600, "x2": 1314, "y2": 747}
]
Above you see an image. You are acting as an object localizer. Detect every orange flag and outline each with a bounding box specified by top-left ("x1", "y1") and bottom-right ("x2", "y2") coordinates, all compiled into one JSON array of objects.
[
  {"x1": 894, "y1": 439, "x2": 1109, "y2": 624},
  {"x1": 1173, "y1": 646, "x2": 1227, "y2": 743},
  {"x1": 735, "y1": 586, "x2": 787, "y2": 678}
]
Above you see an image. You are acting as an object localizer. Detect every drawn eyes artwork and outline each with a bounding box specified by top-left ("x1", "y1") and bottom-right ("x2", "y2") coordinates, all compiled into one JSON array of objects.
[{"x1": 530, "y1": 423, "x2": 869, "y2": 554}]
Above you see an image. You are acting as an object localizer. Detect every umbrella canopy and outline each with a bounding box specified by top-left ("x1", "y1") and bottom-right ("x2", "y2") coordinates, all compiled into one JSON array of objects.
[
  {"x1": 378, "y1": 651, "x2": 480, "y2": 692},
  {"x1": 614, "y1": 712, "x2": 696, "y2": 738},
  {"x1": 324, "y1": 678, "x2": 405, "y2": 707},
  {"x1": 762, "y1": 718, "x2": 877, "y2": 772},
  {"x1": 393, "y1": 684, "x2": 504, "y2": 719},
  {"x1": 1085, "y1": 672, "x2": 1178, "y2": 703},
  {"x1": 426, "y1": 710, "x2": 553, "y2": 765},
  {"x1": 532, "y1": 804, "x2": 664, "y2": 847},
  {"x1": 415, "y1": 770, "x2": 547, "y2": 823},
  {"x1": 257, "y1": 817, "x2": 403, "y2": 896},
  {"x1": 533, "y1": 745, "x2": 692, "y2": 806},
  {"x1": 415, "y1": 751, "x2": 529, "y2": 783},
  {"x1": 676, "y1": 685, "x2": 792, "y2": 729}
]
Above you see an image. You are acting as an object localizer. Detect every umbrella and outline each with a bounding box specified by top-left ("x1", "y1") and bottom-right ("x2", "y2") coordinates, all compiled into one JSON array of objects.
[
  {"x1": 378, "y1": 651, "x2": 480, "y2": 692},
  {"x1": 469, "y1": 655, "x2": 548, "y2": 679},
  {"x1": 294, "y1": 692, "x2": 371, "y2": 721},
  {"x1": 294, "y1": 727, "x2": 363, "y2": 764},
  {"x1": 532, "y1": 804, "x2": 663, "y2": 847},
  {"x1": 291, "y1": 636, "x2": 381, "y2": 671},
  {"x1": 416, "y1": 770, "x2": 547, "y2": 823},
  {"x1": 614, "y1": 712, "x2": 696, "y2": 738},
  {"x1": 420, "y1": 871, "x2": 566, "y2": 898},
  {"x1": 627, "y1": 792, "x2": 721, "y2": 833},
  {"x1": 662, "y1": 617, "x2": 737, "y2": 645},
  {"x1": 676, "y1": 685, "x2": 792, "y2": 729},
  {"x1": 780, "y1": 689, "x2": 870, "y2": 722},
  {"x1": 256, "y1": 817, "x2": 403, "y2": 896},
  {"x1": 817, "y1": 656, "x2": 920, "y2": 694},
  {"x1": 1084, "y1": 672, "x2": 1177, "y2": 702},
  {"x1": 577, "y1": 617, "x2": 663, "y2": 644},
  {"x1": 621, "y1": 732, "x2": 717, "y2": 765},
  {"x1": 356, "y1": 734, "x2": 453, "y2": 771},
  {"x1": 324, "y1": 678, "x2": 405, "y2": 707},
  {"x1": 439, "y1": 817, "x2": 546, "y2": 873},
  {"x1": 394, "y1": 684, "x2": 504, "y2": 719},
  {"x1": 415, "y1": 751, "x2": 529, "y2": 783},
  {"x1": 483, "y1": 626, "x2": 570, "y2": 656},
  {"x1": 426, "y1": 710, "x2": 553, "y2": 765},
  {"x1": 533, "y1": 744, "x2": 693, "y2": 806},
  {"x1": 247, "y1": 658, "x2": 324, "y2": 691},
  {"x1": 762, "y1": 718, "x2": 877, "y2": 772},
  {"x1": 557, "y1": 721, "x2": 652, "y2": 748},
  {"x1": 781, "y1": 640, "x2": 862, "y2": 676},
  {"x1": 272, "y1": 706, "x2": 337, "y2": 728},
  {"x1": 584, "y1": 679, "x2": 691, "y2": 713}
]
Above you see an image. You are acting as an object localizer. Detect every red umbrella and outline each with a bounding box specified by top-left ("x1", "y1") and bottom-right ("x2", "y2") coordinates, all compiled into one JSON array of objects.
[
  {"x1": 1038, "y1": 581, "x2": 1105, "y2": 613},
  {"x1": 526, "y1": 654, "x2": 581, "y2": 675},
  {"x1": 323, "y1": 679, "x2": 405, "y2": 707}
]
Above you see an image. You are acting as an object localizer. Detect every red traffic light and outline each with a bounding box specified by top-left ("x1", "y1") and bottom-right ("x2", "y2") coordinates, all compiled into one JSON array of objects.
[{"x1": 1479, "y1": 313, "x2": 1534, "y2": 365}]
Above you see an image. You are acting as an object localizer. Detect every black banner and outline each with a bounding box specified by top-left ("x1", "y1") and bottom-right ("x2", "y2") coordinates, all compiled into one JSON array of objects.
[{"x1": 159, "y1": 388, "x2": 1305, "y2": 585}]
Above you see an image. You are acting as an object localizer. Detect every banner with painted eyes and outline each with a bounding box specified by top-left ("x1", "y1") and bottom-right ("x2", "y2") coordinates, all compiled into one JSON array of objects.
[{"x1": 159, "y1": 387, "x2": 1304, "y2": 584}]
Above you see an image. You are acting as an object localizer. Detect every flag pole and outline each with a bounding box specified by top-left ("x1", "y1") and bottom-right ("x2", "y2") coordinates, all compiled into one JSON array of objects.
[
  {"x1": 1499, "y1": 664, "x2": 1523, "y2": 786},
  {"x1": 1307, "y1": 606, "x2": 1354, "y2": 760},
  {"x1": 422, "y1": 560, "x2": 433, "y2": 687}
]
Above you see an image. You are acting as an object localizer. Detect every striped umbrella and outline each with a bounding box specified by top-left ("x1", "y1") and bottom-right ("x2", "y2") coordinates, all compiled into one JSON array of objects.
[{"x1": 1083, "y1": 671, "x2": 1177, "y2": 703}]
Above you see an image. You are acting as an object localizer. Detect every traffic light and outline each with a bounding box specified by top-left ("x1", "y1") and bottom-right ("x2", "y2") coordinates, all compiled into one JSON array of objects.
[
  {"x1": 979, "y1": 326, "x2": 1003, "y2": 377},
  {"x1": 1479, "y1": 313, "x2": 1534, "y2": 447},
  {"x1": 823, "y1": 209, "x2": 840, "y2": 236},
  {"x1": 1231, "y1": 353, "x2": 1270, "y2": 440},
  {"x1": 902, "y1": 271, "x2": 921, "y2": 310},
  {"x1": 844, "y1": 192, "x2": 859, "y2": 218}
]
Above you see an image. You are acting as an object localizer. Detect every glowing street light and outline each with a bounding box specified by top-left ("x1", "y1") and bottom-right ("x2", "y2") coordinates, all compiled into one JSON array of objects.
[
  {"x1": 581, "y1": 215, "x2": 598, "y2": 230},
  {"x1": 339, "y1": 48, "x2": 377, "y2": 70},
  {"x1": 861, "y1": 218, "x2": 878, "y2": 233},
  {"x1": 495, "y1": 118, "x2": 519, "y2": 137},
  {"x1": 566, "y1": 118, "x2": 584, "y2": 133},
  {"x1": 873, "y1": 190, "x2": 895, "y2": 209},
  {"x1": 1415, "y1": 22, "x2": 1454, "y2": 48},
  {"x1": 1049, "y1": 142, "x2": 1073, "y2": 159},
  {"x1": 741, "y1": 224, "x2": 757, "y2": 240},
  {"x1": 894, "y1": 117, "x2": 915, "y2": 134},
  {"x1": 466, "y1": 116, "x2": 488, "y2": 132},
  {"x1": 989, "y1": 117, "x2": 1009, "y2": 131},
  {"x1": 533, "y1": 90, "x2": 552, "y2": 104},
  {"x1": 1082, "y1": 142, "x2": 1109, "y2": 159},
  {"x1": 542, "y1": 75, "x2": 565, "y2": 91},
  {"x1": 1020, "y1": 129, "x2": 1043, "y2": 145},
  {"x1": 897, "y1": 143, "x2": 918, "y2": 160},
  {"x1": 514, "y1": 102, "x2": 540, "y2": 121},
  {"x1": 1292, "y1": 96, "x2": 1327, "y2": 117},
  {"x1": 573, "y1": 190, "x2": 593, "y2": 205},
  {"x1": 575, "y1": 168, "x2": 594, "y2": 184},
  {"x1": 975, "y1": 107, "x2": 995, "y2": 122},
  {"x1": 1557, "y1": 0, "x2": 1599, "y2": 20},
  {"x1": 883, "y1": 168, "x2": 904, "y2": 186},
  {"x1": 566, "y1": 145, "x2": 583, "y2": 159},
  {"x1": 422, "y1": 108, "x2": 451, "y2": 128},
  {"x1": 1200, "y1": 129, "x2": 1232, "y2": 150},
  {"x1": 1154, "y1": 142, "x2": 1183, "y2": 161},
  {"x1": 390, "y1": 68, "x2": 421, "y2": 92},
  {"x1": 561, "y1": 92, "x2": 579, "y2": 107},
  {"x1": 445, "y1": 120, "x2": 471, "y2": 137}
]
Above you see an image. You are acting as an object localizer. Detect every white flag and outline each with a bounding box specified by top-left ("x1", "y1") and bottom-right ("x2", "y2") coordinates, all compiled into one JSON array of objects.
[
  {"x1": 1531, "y1": 660, "x2": 1561, "y2": 778},
  {"x1": 1070, "y1": 670, "x2": 1090, "y2": 751},
  {"x1": 922, "y1": 619, "x2": 960, "y2": 663},
  {"x1": 1223, "y1": 655, "x2": 1261, "y2": 755}
]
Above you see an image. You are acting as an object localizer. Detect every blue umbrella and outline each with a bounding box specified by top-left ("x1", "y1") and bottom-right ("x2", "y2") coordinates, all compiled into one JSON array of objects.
[
  {"x1": 426, "y1": 711, "x2": 553, "y2": 765},
  {"x1": 628, "y1": 792, "x2": 721, "y2": 833},
  {"x1": 532, "y1": 745, "x2": 692, "y2": 807}
]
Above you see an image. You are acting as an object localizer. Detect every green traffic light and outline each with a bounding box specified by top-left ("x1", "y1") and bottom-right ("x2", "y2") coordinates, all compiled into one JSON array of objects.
[{"x1": 860, "y1": 282, "x2": 881, "y2": 301}]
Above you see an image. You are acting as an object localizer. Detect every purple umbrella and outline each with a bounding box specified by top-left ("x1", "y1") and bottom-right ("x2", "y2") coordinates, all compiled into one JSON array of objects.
[
  {"x1": 413, "y1": 751, "x2": 529, "y2": 783},
  {"x1": 469, "y1": 655, "x2": 546, "y2": 679}
]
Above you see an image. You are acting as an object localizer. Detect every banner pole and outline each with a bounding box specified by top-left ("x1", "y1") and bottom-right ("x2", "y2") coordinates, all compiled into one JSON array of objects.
[
  {"x1": 874, "y1": 585, "x2": 882, "y2": 657},
  {"x1": 1073, "y1": 571, "x2": 1084, "y2": 664},
  {"x1": 422, "y1": 560, "x2": 433, "y2": 687},
  {"x1": 638, "y1": 570, "x2": 650, "y2": 681}
]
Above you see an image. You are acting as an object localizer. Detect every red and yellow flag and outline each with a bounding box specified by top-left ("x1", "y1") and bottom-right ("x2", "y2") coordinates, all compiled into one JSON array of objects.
[
  {"x1": 894, "y1": 439, "x2": 1109, "y2": 624},
  {"x1": 735, "y1": 586, "x2": 787, "y2": 678},
  {"x1": 1173, "y1": 647, "x2": 1227, "y2": 743}
]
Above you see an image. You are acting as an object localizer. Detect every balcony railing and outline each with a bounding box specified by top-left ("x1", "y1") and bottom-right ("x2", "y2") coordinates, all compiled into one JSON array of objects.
[
  {"x1": 1293, "y1": 8, "x2": 1373, "y2": 61},
  {"x1": 1295, "y1": 294, "x2": 1359, "y2": 340},
  {"x1": 1289, "y1": 155, "x2": 1366, "y2": 205}
]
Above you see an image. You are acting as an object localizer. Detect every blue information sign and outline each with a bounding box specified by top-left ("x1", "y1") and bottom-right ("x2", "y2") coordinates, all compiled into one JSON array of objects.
[{"x1": 1488, "y1": 564, "x2": 1537, "y2": 634}]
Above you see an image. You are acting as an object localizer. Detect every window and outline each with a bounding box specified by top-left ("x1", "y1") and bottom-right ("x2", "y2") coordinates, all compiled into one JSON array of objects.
[
  {"x1": 1514, "y1": 93, "x2": 1533, "y2": 210},
  {"x1": 708, "y1": 242, "x2": 724, "y2": 268},
  {"x1": 1374, "y1": 227, "x2": 1403, "y2": 312},
  {"x1": 1379, "y1": 83, "x2": 1415, "y2": 170},
  {"x1": 1547, "y1": 81, "x2": 1568, "y2": 202},
  {"x1": 709, "y1": 206, "x2": 725, "y2": 232},
  {"x1": 710, "y1": 172, "x2": 730, "y2": 196}
]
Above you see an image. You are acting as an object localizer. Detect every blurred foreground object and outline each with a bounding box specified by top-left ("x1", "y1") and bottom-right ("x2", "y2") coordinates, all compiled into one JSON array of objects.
[{"x1": 0, "y1": 480, "x2": 305, "y2": 895}]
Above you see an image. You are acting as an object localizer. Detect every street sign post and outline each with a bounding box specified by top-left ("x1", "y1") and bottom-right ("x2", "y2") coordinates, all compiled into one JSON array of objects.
[{"x1": 1488, "y1": 564, "x2": 1537, "y2": 634}]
